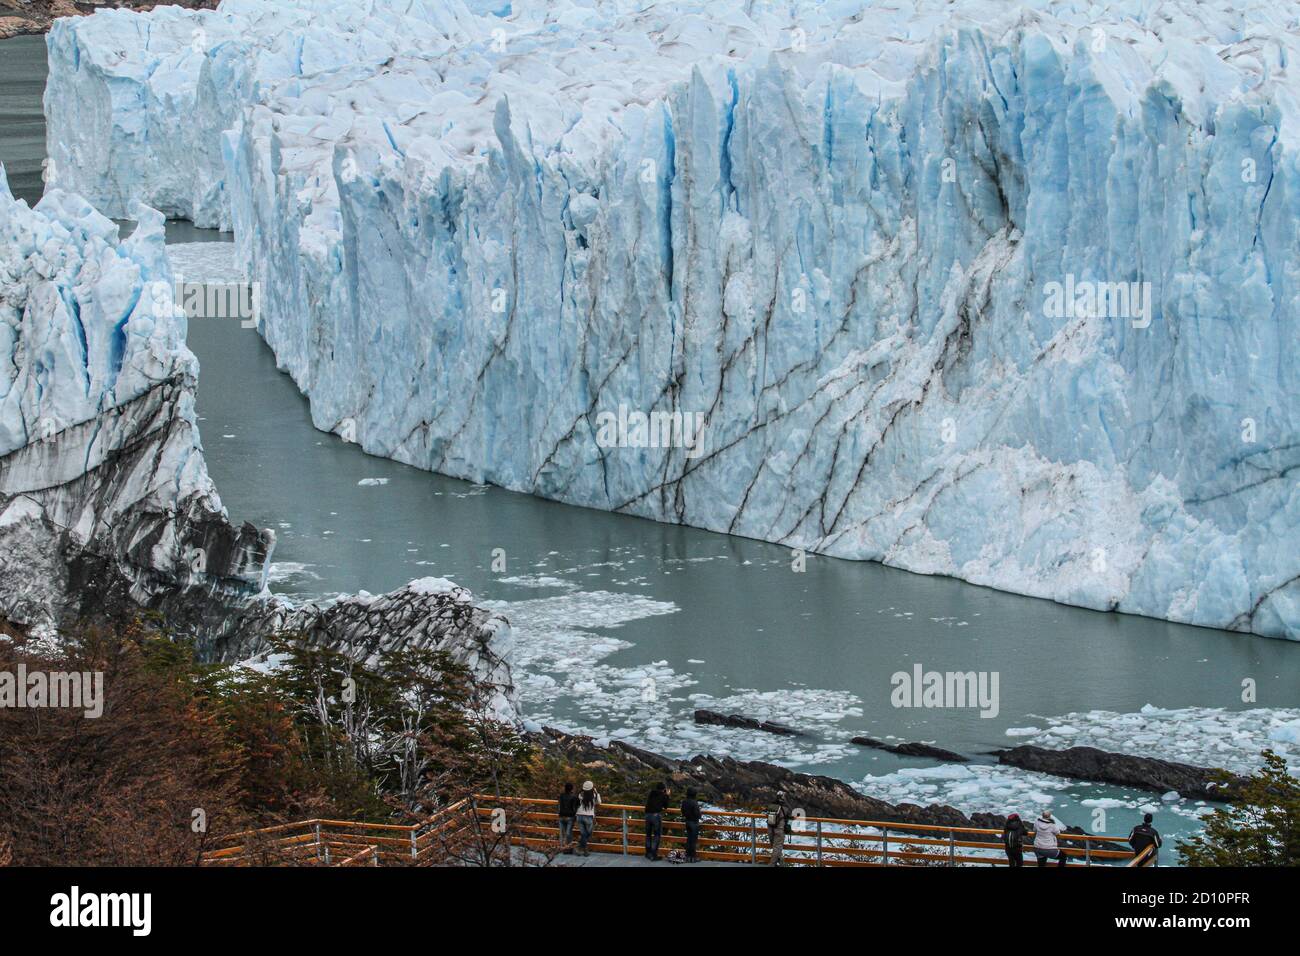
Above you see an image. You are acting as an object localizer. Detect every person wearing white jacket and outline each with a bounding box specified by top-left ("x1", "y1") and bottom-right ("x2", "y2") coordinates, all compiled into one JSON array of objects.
[{"x1": 1032, "y1": 810, "x2": 1069, "y2": 867}]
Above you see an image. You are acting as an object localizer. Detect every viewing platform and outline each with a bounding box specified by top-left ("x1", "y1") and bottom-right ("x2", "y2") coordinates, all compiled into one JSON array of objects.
[{"x1": 201, "y1": 795, "x2": 1157, "y2": 868}]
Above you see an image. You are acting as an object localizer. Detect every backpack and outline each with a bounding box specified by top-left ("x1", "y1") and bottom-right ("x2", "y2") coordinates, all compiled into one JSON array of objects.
[{"x1": 1004, "y1": 824, "x2": 1022, "y2": 850}]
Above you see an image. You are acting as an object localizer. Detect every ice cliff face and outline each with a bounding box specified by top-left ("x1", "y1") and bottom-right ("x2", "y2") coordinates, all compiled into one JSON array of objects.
[
  {"x1": 0, "y1": 170, "x2": 272, "y2": 635},
  {"x1": 0, "y1": 172, "x2": 516, "y2": 711},
  {"x1": 43, "y1": 0, "x2": 482, "y2": 228},
  {"x1": 45, "y1": 0, "x2": 1300, "y2": 639}
]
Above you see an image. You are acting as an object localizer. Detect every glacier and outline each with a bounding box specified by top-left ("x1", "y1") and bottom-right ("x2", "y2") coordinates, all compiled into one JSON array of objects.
[
  {"x1": 42, "y1": 0, "x2": 1300, "y2": 639},
  {"x1": 0, "y1": 170, "x2": 516, "y2": 710},
  {"x1": 0, "y1": 167, "x2": 273, "y2": 634}
]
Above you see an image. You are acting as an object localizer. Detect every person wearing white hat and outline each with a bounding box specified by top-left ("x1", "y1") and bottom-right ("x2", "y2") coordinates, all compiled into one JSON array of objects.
[
  {"x1": 1032, "y1": 809, "x2": 1068, "y2": 867},
  {"x1": 575, "y1": 780, "x2": 601, "y2": 856}
]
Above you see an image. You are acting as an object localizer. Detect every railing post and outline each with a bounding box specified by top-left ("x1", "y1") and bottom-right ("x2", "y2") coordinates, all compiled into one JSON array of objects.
[
  {"x1": 314, "y1": 823, "x2": 322, "y2": 862},
  {"x1": 882, "y1": 827, "x2": 889, "y2": 865},
  {"x1": 323, "y1": 844, "x2": 331, "y2": 866},
  {"x1": 816, "y1": 821, "x2": 823, "y2": 866},
  {"x1": 1085, "y1": 839, "x2": 1092, "y2": 867},
  {"x1": 622, "y1": 810, "x2": 628, "y2": 856},
  {"x1": 410, "y1": 827, "x2": 417, "y2": 860},
  {"x1": 750, "y1": 816, "x2": 758, "y2": 863},
  {"x1": 948, "y1": 829, "x2": 955, "y2": 866}
]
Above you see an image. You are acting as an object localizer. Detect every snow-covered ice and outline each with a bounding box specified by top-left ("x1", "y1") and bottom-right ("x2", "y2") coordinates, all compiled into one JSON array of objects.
[
  {"x1": 0, "y1": 168, "x2": 272, "y2": 627},
  {"x1": 43, "y1": 0, "x2": 1300, "y2": 639}
]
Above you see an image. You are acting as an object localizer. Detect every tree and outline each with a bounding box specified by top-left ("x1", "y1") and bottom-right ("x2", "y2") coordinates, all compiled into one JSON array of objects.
[
  {"x1": 0, "y1": 620, "x2": 243, "y2": 865},
  {"x1": 1178, "y1": 750, "x2": 1300, "y2": 866}
]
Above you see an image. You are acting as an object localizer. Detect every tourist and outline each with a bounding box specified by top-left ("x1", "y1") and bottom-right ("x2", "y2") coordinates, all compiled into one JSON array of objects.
[
  {"x1": 1002, "y1": 812, "x2": 1025, "y2": 867},
  {"x1": 1128, "y1": 813, "x2": 1162, "y2": 866},
  {"x1": 1032, "y1": 809, "x2": 1069, "y2": 867},
  {"x1": 644, "y1": 781, "x2": 670, "y2": 860},
  {"x1": 557, "y1": 782, "x2": 578, "y2": 854},
  {"x1": 575, "y1": 780, "x2": 600, "y2": 857},
  {"x1": 681, "y1": 787, "x2": 702, "y2": 862},
  {"x1": 767, "y1": 790, "x2": 793, "y2": 865}
]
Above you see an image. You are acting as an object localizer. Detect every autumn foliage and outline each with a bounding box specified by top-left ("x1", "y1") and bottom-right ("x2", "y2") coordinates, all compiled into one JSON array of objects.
[{"x1": 0, "y1": 618, "x2": 526, "y2": 865}]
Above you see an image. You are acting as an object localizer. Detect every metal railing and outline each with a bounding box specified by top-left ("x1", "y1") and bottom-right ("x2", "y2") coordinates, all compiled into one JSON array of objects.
[
  {"x1": 201, "y1": 799, "x2": 474, "y2": 866},
  {"x1": 202, "y1": 794, "x2": 1153, "y2": 867},
  {"x1": 470, "y1": 795, "x2": 1144, "y2": 867}
]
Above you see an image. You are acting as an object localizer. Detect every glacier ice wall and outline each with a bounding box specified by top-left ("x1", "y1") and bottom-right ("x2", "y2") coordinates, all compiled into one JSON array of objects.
[
  {"x1": 43, "y1": 0, "x2": 483, "y2": 228},
  {"x1": 0, "y1": 167, "x2": 274, "y2": 636},
  {"x1": 45, "y1": 0, "x2": 1300, "y2": 639}
]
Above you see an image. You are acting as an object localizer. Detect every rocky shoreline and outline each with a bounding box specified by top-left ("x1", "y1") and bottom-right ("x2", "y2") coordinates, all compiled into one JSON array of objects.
[
  {"x1": 533, "y1": 726, "x2": 1247, "y2": 831},
  {"x1": 537, "y1": 726, "x2": 1008, "y2": 829}
]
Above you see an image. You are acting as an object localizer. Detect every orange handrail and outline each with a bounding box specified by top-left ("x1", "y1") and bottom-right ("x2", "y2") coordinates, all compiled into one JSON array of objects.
[
  {"x1": 202, "y1": 793, "x2": 1151, "y2": 867},
  {"x1": 471, "y1": 794, "x2": 1142, "y2": 867}
]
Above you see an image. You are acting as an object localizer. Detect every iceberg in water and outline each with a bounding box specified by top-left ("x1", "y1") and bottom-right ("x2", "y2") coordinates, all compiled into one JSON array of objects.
[{"x1": 42, "y1": 0, "x2": 1300, "y2": 639}]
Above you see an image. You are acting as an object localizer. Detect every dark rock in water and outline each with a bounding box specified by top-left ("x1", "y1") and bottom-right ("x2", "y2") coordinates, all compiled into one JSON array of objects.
[
  {"x1": 693, "y1": 709, "x2": 804, "y2": 737},
  {"x1": 0, "y1": 381, "x2": 515, "y2": 714},
  {"x1": 851, "y1": 736, "x2": 968, "y2": 762},
  {"x1": 539, "y1": 726, "x2": 1005, "y2": 829},
  {"x1": 994, "y1": 745, "x2": 1244, "y2": 802}
]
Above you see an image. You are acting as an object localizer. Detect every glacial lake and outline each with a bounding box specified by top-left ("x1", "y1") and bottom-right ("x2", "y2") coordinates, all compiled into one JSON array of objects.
[{"x1": 5, "y1": 34, "x2": 1298, "y2": 851}]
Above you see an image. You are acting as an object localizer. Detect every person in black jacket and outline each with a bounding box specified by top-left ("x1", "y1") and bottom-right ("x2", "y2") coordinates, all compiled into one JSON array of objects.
[
  {"x1": 1128, "y1": 813, "x2": 1162, "y2": 866},
  {"x1": 681, "y1": 788, "x2": 703, "y2": 862},
  {"x1": 644, "y1": 781, "x2": 671, "y2": 860},
  {"x1": 557, "y1": 782, "x2": 578, "y2": 854},
  {"x1": 1002, "y1": 812, "x2": 1025, "y2": 867}
]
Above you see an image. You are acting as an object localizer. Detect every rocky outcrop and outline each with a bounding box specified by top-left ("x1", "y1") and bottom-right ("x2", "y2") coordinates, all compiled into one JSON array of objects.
[
  {"x1": 994, "y1": 745, "x2": 1244, "y2": 802},
  {"x1": 539, "y1": 727, "x2": 1006, "y2": 829},
  {"x1": 1, "y1": 376, "x2": 273, "y2": 640},
  {"x1": 693, "y1": 710, "x2": 804, "y2": 737},
  {"x1": 224, "y1": 578, "x2": 516, "y2": 720},
  {"x1": 851, "y1": 737, "x2": 969, "y2": 763}
]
